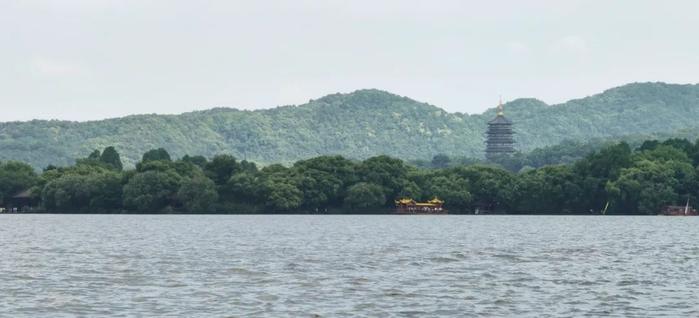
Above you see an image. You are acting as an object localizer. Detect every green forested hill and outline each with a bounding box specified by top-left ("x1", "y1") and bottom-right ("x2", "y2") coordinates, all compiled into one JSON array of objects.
[{"x1": 1, "y1": 82, "x2": 698, "y2": 169}]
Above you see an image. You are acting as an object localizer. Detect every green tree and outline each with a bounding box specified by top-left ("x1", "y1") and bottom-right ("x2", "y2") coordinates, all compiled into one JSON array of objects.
[
  {"x1": 42, "y1": 170, "x2": 123, "y2": 212},
  {"x1": 142, "y1": 148, "x2": 172, "y2": 163},
  {"x1": 100, "y1": 146, "x2": 123, "y2": 171},
  {"x1": 431, "y1": 154, "x2": 451, "y2": 169},
  {"x1": 182, "y1": 155, "x2": 208, "y2": 168},
  {"x1": 224, "y1": 171, "x2": 262, "y2": 203},
  {"x1": 87, "y1": 149, "x2": 101, "y2": 161},
  {"x1": 573, "y1": 142, "x2": 633, "y2": 212},
  {"x1": 293, "y1": 156, "x2": 358, "y2": 184},
  {"x1": 606, "y1": 160, "x2": 679, "y2": 214},
  {"x1": 137, "y1": 159, "x2": 202, "y2": 180},
  {"x1": 42, "y1": 174, "x2": 90, "y2": 211},
  {"x1": 205, "y1": 155, "x2": 241, "y2": 185},
  {"x1": 636, "y1": 145, "x2": 690, "y2": 164},
  {"x1": 293, "y1": 156, "x2": 358, "y2": 207},
  {"x1": 422, "y1": 174, "x2": 472, "y2": 210},
  {"x1": 358, "y1": 155, "x2": 411, "y2": 203},
  {"x1": 178, "y1": 176, "x2": 218, "y2": 212},
  {"x1": 638, "y1": 140, "x2": 660, "y2": 151},
  {"x1": 344, "y1": 182, "x2": 386, "y2": 209},
  {"x1": 661, "y1": 138, "x2": 694, "y2": 155},
  {"x1": 87, "y1": 172, "x2": 123, "y2": 211},
  {"x1": 295, "y1": 170, "x2": 342, "y2": 208},
  {"x1": 516, "y1": 165, "x2": 582, "y2": 213},
  {"x1": 123, "y1": 170, "x2": 180, "y2": 212},
  {"x1": 449, "y1": 165, "x2": 517, "y2": 212},
  {"x1": 265, "y1": 181, "x2": 303, "y2": 211}
]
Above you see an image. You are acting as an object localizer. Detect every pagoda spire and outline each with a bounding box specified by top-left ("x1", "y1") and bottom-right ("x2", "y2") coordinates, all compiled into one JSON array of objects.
[{"x1": 497, "y1": 96, "x2": 504, "y2": 116}]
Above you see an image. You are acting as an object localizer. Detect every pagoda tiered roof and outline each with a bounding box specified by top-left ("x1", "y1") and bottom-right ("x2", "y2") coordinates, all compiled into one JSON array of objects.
[{"x1": 485, "y1": 99, "x2": 515, "y2": 160}]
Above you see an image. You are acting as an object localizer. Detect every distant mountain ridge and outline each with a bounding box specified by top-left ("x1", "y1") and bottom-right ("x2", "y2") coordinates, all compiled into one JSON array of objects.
[{"x1": 1, "y1": 82, "x2": 698, "y2": 169}]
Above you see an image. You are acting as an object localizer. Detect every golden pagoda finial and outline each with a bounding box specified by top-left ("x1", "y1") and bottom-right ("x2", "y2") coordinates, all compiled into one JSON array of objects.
[{"x1": 497, "y1": 96, "x2": 504, "y2": 116}]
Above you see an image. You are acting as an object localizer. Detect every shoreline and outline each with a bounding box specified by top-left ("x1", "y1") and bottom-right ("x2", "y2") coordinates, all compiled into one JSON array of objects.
[{"x1": 0, "y1": 211, "x2": 653, "y2": 216}]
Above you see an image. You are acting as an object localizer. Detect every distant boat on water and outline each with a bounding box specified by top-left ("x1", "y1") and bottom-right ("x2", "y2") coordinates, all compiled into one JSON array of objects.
[{"x1": 395, "y1": 198, "x2": 446, "y2": 214}]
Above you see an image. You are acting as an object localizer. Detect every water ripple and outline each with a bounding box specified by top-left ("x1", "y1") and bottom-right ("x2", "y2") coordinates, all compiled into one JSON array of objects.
[{"x1": 1, "y1": 214, "x2": 699, "y2": 317}]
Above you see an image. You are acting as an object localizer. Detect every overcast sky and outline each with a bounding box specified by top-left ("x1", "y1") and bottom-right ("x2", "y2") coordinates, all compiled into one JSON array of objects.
[{"x1": 2, "y1": 0, "x2": 698, "y2": 121}]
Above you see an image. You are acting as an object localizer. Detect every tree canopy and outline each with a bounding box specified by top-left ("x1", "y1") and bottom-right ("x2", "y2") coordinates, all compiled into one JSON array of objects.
[{"x1": 3, "y1": 137, "x2": 699, "y2": 215}]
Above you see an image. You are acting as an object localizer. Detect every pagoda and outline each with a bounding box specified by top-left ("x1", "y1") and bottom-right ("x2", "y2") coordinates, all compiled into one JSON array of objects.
[{"x1": 485, "y1": 99, "x2": 515, "y2": 160}]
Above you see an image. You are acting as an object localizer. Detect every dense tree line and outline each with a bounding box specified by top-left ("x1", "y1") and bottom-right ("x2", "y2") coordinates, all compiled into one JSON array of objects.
[{"x1": 2, "y1": 137, "x2": 699, "y2": 214}]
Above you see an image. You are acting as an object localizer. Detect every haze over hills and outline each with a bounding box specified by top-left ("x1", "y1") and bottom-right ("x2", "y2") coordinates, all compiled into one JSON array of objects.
[{"x1": 1, "y1": 82, "x2": 698, "y2": 169}]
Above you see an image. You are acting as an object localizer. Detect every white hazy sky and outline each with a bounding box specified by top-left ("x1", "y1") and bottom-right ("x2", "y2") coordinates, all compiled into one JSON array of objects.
[{"x1": 2, "y1": 0, "x2": 699, "y2": 121}]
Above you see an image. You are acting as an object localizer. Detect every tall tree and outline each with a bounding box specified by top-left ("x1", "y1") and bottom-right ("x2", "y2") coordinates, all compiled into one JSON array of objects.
[{"x1": 100, "y1": 146, "x2": 123, "y2": 171}]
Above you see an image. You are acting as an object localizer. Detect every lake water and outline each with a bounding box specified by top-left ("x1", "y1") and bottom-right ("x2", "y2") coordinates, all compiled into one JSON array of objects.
[{"x1": 1, "y1": 215, "x2": 698, "y2": 317}]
